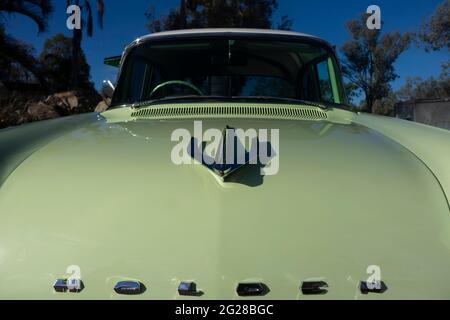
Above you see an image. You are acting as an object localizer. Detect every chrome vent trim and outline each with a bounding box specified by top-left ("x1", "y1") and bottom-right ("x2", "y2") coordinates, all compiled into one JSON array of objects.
[{"x1": 131, "y1": 104, "x2": 328, "y2": 121}]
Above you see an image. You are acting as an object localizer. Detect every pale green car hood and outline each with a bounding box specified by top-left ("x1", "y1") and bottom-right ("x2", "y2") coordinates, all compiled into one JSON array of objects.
[{"x1": 0, "y1": 105, "x2": 449, "y2": 300}]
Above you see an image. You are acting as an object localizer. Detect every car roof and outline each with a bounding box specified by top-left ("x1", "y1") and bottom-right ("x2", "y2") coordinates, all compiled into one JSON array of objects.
[
  {"x1": 136, "y1": 28, "x2": 319, "y2": 41},
  {"x1": 126, "y1": 28, "x2": 334, "y2": 53}
]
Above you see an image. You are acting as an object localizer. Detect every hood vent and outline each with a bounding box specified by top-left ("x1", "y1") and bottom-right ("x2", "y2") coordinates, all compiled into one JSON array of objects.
[{"x1": 131, "y1": 104, "x2": 328, "y2": 121}]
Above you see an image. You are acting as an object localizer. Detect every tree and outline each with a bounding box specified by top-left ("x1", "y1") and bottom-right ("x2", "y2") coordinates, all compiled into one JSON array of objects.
[
  {"x1": 372, "y1": 90, "x2": 397, "y2": 116},
  {"x1": 340, "y1": 14, "x2": 412, "y2": 113},
  {"x1": 419, "y1": 0, "x2": 449, "y2": 51},
  {"x1": 39, "y1": 33, "x2": 93, "y2": 92},
  {"x1": 397, "y1": 62, "x2": 450, "y2": 100},
  {"x1": 343, "y1": 82, "x2": 360, "y2": 106},
  {"x1": 0, "y1": 26, "x2": 37, "y2": 83},
  {"x1": 66, "y1": 0, "x2": 104, "y2": 89},
  {"x1": 0, "y1": 0, "x2": 53, "y2": 87},
  {"x1": 402, "y1": 0, "x2": 449, "y2": 101},
  {"x1": 400, "y1": 1, "x2": 450, "y2": 101},
  {"x1": 0, "y1": 0, "x2": 52, "y2": 31},
  {"x1": 146, "y1": 0, "x2": 293, "y2": 32}
]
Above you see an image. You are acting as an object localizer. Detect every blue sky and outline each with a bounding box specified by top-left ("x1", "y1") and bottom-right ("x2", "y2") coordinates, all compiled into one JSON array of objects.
[{"x1": 4, "y1": 0, "x2": 448, "y2": 93}]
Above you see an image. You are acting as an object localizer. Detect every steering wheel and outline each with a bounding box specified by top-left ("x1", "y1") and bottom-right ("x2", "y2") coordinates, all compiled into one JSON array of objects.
[{"x1": 150, "y1": 80, "x2": 204, "y2": 98}]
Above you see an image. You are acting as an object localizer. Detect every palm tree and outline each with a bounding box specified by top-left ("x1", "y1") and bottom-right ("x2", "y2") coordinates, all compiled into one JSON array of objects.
[
  {"x1": 0, "y1": 0, "x2": 53, "y2": 87},
  {"x1": 0, "y1": 0, "x2": 52, "y2": 31},
  {"x1": 66, "y1": 0, "x2": 104, "y2": 89}
]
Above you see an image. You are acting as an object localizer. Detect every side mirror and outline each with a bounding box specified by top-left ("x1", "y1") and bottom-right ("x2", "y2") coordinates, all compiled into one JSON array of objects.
[
  {"x1": 101, "y1": 80, "x2": 115, "y2": 101},
  {"x1": 95, "y1": 80, "x2": 115, "y2": 113}
]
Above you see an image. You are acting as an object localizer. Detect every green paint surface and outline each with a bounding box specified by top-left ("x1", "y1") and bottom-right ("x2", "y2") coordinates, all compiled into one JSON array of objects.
[{"x1": 0, "y1": 105, "x2": 449, "y2": 299}]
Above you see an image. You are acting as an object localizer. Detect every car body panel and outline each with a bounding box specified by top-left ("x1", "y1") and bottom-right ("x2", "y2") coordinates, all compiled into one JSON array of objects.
[
  {"x1": 0, "y1": 105, "x2": 449, "y2": 299},
  {"x1": 354, "y1": 113, "x2": 450, "y2": 205}
]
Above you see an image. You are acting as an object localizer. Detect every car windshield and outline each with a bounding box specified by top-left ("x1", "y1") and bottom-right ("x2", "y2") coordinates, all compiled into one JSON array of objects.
[{"x1": 112, "y1": 38, "x2": 346, "y2": 106}]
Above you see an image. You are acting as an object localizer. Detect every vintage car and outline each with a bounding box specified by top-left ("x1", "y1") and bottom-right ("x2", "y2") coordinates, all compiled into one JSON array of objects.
[{"x1": 0, "y1": 29, "x2": 449, "y2": 300}]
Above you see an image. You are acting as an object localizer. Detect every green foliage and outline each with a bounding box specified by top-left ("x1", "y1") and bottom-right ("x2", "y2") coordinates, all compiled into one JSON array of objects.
[
  {"x1": 343, "y1": 81, "x2": 360, "y2": 106},
  {"x1": 419, "y1": 0, "x2": 449, "y2": 51},
  {"x1": 388, "y1": 1, "x2": 450, "y2": 106},
  {"x1": 340, "y1": 14, "x2": 412, "y2": 113},
  {"x1": 145, "y1": 0, "x2": 292, "y2": 32},
  {"x1": 397, "y1": 62, "x2": 450, "y2": 100},
  {"x1": 276, "y1": 15, "x2": 293, "y2": 31},
  {"x1": 0, "y1": 0, "x2": 53, "y2": 32},
  {"x1": 39, "y1": 33, "x2": 93, "y2": 92},
  {"x1": 372, "y1": 91, "x2": 397, "y2": 116},
  {"x1": 0, "y1": 25, "x2": 46, "y2": 86},
  {"x1": 0, "y1": 0, "x2": 53, "y2": 87},
  {"x1": 0, "y1": 57, "x2": 32, "y2": 83}
]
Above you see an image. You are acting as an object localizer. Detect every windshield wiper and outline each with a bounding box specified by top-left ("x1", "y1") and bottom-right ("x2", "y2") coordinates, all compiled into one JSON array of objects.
[
  {"x1": 232, "y1": 96, "x2": 330, "y2": 110},
  {"x1": 131, "y1": 95, "x2": 229, "y2": 109}
]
